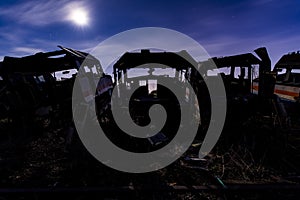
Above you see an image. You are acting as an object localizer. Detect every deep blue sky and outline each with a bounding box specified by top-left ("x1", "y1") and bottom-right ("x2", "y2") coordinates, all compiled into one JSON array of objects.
[{"x1": 0, "y1": 0, "x2": 299, "y2": 67}]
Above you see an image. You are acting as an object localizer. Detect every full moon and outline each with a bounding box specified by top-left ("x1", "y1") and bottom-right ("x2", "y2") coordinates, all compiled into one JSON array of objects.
[{"x1": 69, "y1": 8, "x2": 89, "y2": 26}]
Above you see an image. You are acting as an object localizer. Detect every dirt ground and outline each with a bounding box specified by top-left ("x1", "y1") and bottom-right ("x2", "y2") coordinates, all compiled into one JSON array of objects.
[{"x1": 0, "y1": 106, "x2": 299, "y2": 199}]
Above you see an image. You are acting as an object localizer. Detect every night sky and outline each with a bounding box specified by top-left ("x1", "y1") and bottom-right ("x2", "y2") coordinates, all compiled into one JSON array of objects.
[{"x1": 0, "y1": 0, "x2": 299, "y2": 68}]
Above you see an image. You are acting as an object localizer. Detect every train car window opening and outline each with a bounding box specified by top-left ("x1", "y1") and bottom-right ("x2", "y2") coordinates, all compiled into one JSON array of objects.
[
  {"x1": 148, "y1": 79, "x2": 157, "y2": 95},
  {"x1": 139, "y1": 80, "x2": 146, "y2": 86}
]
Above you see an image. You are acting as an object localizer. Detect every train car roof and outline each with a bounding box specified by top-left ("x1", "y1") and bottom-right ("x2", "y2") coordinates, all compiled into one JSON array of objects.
[
  {"x1": 113, "y1": 50, "x2": 197, "y2": 71},
  {"x1": 0, "y1": 46, "x2": 100, "y2": 74},
  {"x1": 274, "y1": 52, "x2": 300, "y2": 70}
]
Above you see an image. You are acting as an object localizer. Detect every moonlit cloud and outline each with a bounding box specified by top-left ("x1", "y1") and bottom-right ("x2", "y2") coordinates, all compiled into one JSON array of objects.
[
  {"x1": 0, "y1": 38, "x2": 98, "y2": 61},
  {"x1": 13, "y1": 47, "x2": 44, "y2": 55},
  {"x1": 0, "y1": 0, "x2": 299, "y2": 69},
  {"x1": 0, "y1": 47, "x2": 44, "y2": 61},
  {"x1": 0, "y1": 0, "x2": 90, "y2": 26}
]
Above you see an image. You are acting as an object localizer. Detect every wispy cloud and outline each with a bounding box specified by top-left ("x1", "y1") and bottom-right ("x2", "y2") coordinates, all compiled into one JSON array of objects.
[
  {"x1": 0, "y1": 47, "x2": 45, "y2": 61},
  {"x1": 0, "y1": 38, "x2": 99, "y2": 61},
  {"x1": 0, "y1": 31, "x2": 22, "y2": 43},
  {"x1": 13, "y1": 47, "x2": 44, "y2": 55},
  {"x1": 0, "y1": 26, "x2": 29, "y2": 44},
  {"x1": 0, "y1": 0, "x2": 88, "y2": 26}
]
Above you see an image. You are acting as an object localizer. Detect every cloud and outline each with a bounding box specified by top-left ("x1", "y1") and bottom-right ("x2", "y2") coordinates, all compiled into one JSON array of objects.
[
  {"x1": 0, "y1": 38, "x2": 98, "y2": 62},
  {"x1": 0, "y1": 31, "x2": 22, "y2": 43},
  {"x1": 29, "y1": 38, "x2": 100, "y2": 54},
  {"x1": 0, "y1": 0, "x2": 89, "y2": 26},
  {"x1": 13, "y1": 47, "x2": 44, "y2": 55},
  {"x1": 0, "y1": 47, "x2": 44, "y2": 61}
]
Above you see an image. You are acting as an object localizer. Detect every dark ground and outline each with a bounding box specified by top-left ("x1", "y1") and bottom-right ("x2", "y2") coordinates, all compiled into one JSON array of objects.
[{"x1": 0, "y1": 103, "x2": 299, "y2": 199}]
